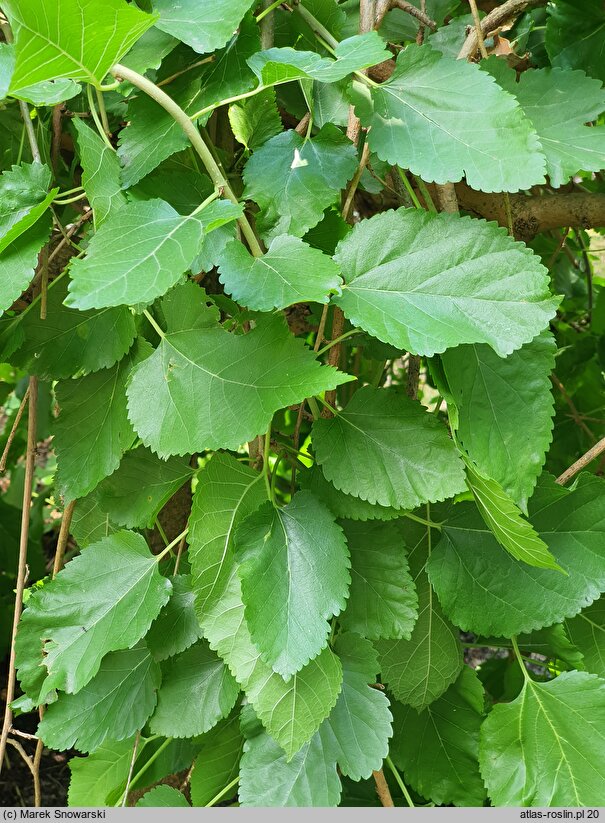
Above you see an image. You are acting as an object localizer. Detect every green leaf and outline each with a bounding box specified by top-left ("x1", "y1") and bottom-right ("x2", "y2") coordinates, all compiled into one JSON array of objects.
[
  {"x1": 339, "y1": 520, "x2": 417, "y2": 640},
  {"x1": 319, "y1": 633, "x2": 392, "y2": 780},
  {"x1": 312, "y1": 386, "x2": 466, "y2": 510},
  {"x1": 189, "y1": 452, "x2": 267, "y2": 624},
  {"x1": 146, "y1": 575, "x2": 204, "y2": 662},
  {"x1": 15, "y1": 531, "x2": 171, "y2": 702},
  {"x1": 441, "y1": 333, "x2": 556, "y2": 509},
  {"x1": 546, "y1": 0, "x2": 605, "y2": 84},
  {"x1": 70, "y1": 492, "x2": 119, "y2": 549},
  {"x1": 189, "y1": 453, "x2": 342, "y2": 757},
  {"x1": 248, "y1": 33, "x2": 390, "y2": 84},
  {"x1": 65, "y1": 199, "x2": 208, "y2": 309},
  {"x1": 486, "y1": 62, "x2": 605, "y2": 188},
  {"x1": 464, "y1": 459, "x2": 561, "y2": 572},
  {"x1": 37, "y1": 642, "x2": 161, "y2": 753},
  {"x1": 152, "y1": 0, "x2": 254, "y2": 54},
  {"x1": 390, "y1": 667, "x2": 486, "y2": 807},
  {"x1": 239, "y1": 730, "x2": 341, "y2": 807},
  {"x1": 73, "y1": 118, "x2": 126, "y2": 227},
  {"x1": 0, "y1": 45, "x2": 81, "y2": 103},
  {"x1": 0, "y1": 214, "x2": 52, "y2": 317},
  {"x1": 54, "y1": 344, "x2": 144, "y2": 502},
  {"x1": 427, "y1": 474, "x2": 605, "y2": 637},
  {"x1": 351, "y1": 43, "x2": 545, "y2": 192},
  {"x1": 149, "y1": 640, "x2": 239, "y2": 738},
  {"x1": 243, "y1": 124, "x2": 358, "y2": 240},
  {"x1": 565, "y1": 597, "x2": 605, "y2": 678},
  {"x1": 333, "y1": 209, "x2": 559, "y2": 358},
  {"x1": 229, "y1": 88, "x2": 282, "y2": 151},
  {"x1": 218, "y1": 235, "x2": 342, "y2": 311},
  {"x1": 480, "y1": 671, "x2": 605, "y2": 806},
  {"x1": 299, "y1": 465, "x2": 404, "y2": 522},
  {"x1": 190, "y1": 714, "x2": 244, "y2": 807},
  {"x1": 0, "y1": 162, "x2": 56, "y2": 253},
  {"x1": 377, "y1": 516, "x2": 463, "y2": 709},
  {"x1": 235, "y1": 490, "x2": 350, "y2": 678},
  {"x1": 120, "y1": 28, "x2": 178, "y2": 76},
  {"x1": 68, "y1": 739, "x2": 135, "y2": 807},
  {"x1": 127, "y1": 314, "x2": 352, "y2": 458},
  {"x1": 96, "y1": 446, "x2": 193, "y2": 529},
  {"x1": 137, "y1": 786, "x2": 190, "y2": 807},
  {"x1": 7, "y1": 277, "x2": 137, "y2": 379},
  {"x1": 3, "y1": 0, "x2": 155, "y2": 91}
]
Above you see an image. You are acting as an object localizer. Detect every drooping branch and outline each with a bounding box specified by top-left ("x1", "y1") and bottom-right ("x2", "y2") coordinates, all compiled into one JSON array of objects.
[
  {"x1": 454, "y1": 183, "x2": 605, "y2": 241},
  {"x1": 458, "y1": 0, "x2": 548, "y2": 60}
]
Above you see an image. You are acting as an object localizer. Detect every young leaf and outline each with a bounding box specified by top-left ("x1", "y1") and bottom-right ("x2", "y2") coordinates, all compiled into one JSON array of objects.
[
  {"x1": 3, "y1": 0, "x2": 154, "y2": 91},
  {"x1": 312, "y1": 386, "x2": 467, "y2": 510},
  {"x1": 377, "y1": 515, "x2": 463, "y2": 709},
  {"x1": 565, "y1": 597, "x2": 605, "y2": 678},
  {"x1": 96, "y1": 446, "x2": 193, "y2": 529},
  {"x1": 149, "y1": 640, "x2": 239, "y2": 738},
  {"x1": 299, "y1": 465, "x2": 404, "y2": 522},
  {"x1": 190, "y1": 714, "x2": 244, "y2": 807},
  {"x1": 243, "y1": 125, "x2": 358, "y2": 240},
  {"x1": 235, "y1": 490, "x2": 350, "y2": 678},
  {"x1": 480, "y1": 671, "x2": 605, "y2": 806},
  {"x1": 127, "y1": 314, "x2": 352, "y2": 458},
  {"x1": 68, "y1": 739, "x2": 135, "y2": 807},
  {"x1": 464, "y1": 459, "x2": 561, "y2": 572},
  {"x1": 65, "y1": 199, "x2": 209, "y2": 309},
  {"x1": 152, "y1": 0, "x2": 254, "y2": 54},
  {"x1": 146, "y1": 575, "x2": 204, "y2": 662},
  {"x1": 350, "y1": 43, "x2": 545, "y2": 192},
  {"x1": 189, "y1": 452, "x2": 267, "y2": 624},
  {"x1": 8, "y1": 278, "x2": 137, "y2": 379},
  {"x1": 441, "y1": 333, "x2": 556, "y2": 510},
  {"x1": 53, "y1": 344, "x2": 144, "y2": 502},
  {"x1": 319, "y1": 633, "x2": 392, "y2": 781},
  {"x1": 137, "y1": 786, "x2": 190, "y2": 807},
  {"x1": 0, "y1": 162, "x2": 56, "y2": 253},
  {"x1": 229, "y1": 88, "x2": 282, "y2": 151},
  {"x1": 390, "y1": 667, "x2": 487, "y2": 807},
  {"x1": 1, "y1": 215, "x2": 52, "y2": 316},
  {"x1": 485, "y1": 62, "x2": 605, "y2": 188},
  {"x1": 72, "y1": 118, "x2": 126, "y2": 227},
  {"x1": 339, "y1": 520, "x2": 418, "y2": 641},
  {"x1": 37, "y1": 642, "x2": 161, "y2": 753},
  {"x1": 218, "y1": 235, "x2": 343, "y2": 311},
  {"x1": 333, "y1": 209, "x2": 559, "y2": 358},
  {"x1": 248, "y1": 33, "x2": 390, "y2": 84},
  {"x1": 239, "y1": 730, "x2": 341, "y2": 807},
  {"x1": 15, "y1": 531, "x2": 172, "y2": 702},
  {"x1": 427, "y1": 474, "x2": 605, "y2": 637}
]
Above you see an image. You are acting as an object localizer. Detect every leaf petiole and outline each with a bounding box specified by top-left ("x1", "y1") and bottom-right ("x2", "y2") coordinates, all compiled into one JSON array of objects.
[
  {"x1": 511, "y1": 636, "x2": 531, "y2": 681},
  {"x1": 402, "y1": 511, "x2": 443, "y2": 531},
  {"x1": 143, "y1": 310, "x2": 165, "y2": 339},
  {"x1": 385, "y1": 755, "x2": 415, "y2": 807},
  {"x1": 316, "y1": 329, "x2": 362, "y2": 356},
  {"x1": 155, "y1": 528, "x2": 189, "y2": 563},
  {"x1": 205, "y1": 775, "x2": 240, "y2": 807}
]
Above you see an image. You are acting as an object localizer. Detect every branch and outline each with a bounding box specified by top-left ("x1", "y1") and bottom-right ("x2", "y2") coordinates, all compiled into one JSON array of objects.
[
  {"x1": 375, "y1": 0, "x2": 436, "y2": 31},
  {"x1": 556, "y1": 436, "x2": 605, "y2": 486},
  {"x1": 373, "y1": 768, "x2": 395, "y2": 806},
  {"x1": 458, "y1": 0, "x2": 547, "y2": 60},
  {"x1": 455, "y1": 183, "x2": 605, "y2": 241}
]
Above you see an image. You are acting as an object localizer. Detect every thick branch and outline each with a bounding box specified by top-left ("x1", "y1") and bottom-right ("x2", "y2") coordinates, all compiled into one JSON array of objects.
[
  {"x1": 458, "y1": 0, "x2": 547, "y2": 60},
  {"x1": 455, "y1": 183, "x2": 605, "y2": 241}
]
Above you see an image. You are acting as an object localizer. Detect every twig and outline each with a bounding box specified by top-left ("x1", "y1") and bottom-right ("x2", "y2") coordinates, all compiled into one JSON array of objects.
[
  {"x1": 6, "y1": 739, "x2": 35, "y2": 778},
  {"x1": 551, "y1": 374, "x2": 596, "y2": 444},
  {"x1": 546, "y1": 227, "x2": 570, "y2": 271},
  {"x1": 406, "y1": 354, "x2": 421, "y2": 398},
  {"x1": 47, "y1": 210, "x2": 93, "y2": 264},
  {"x1": 0, "y1": 386, "x2": 30, "y2": 472},
  {"x1": 51, "y1": 103, "x2": 65, "y2": 175},
  {"x1": 33, "y1": 708, "x2": 43, "y2": 807},
  {"x1": 576, "y1": 228, "x2": 593, "y2": 324},
  {"x1": 416, "y1": 0, "x2": 427, "y2": 44},
  {"x1": 467, "y1": 0, "x2": 488, "y2": 59},
  {"x1": 52, "y1": 499, "x2": 76, "y2": 578},
  {"x1": 0, "y1": 377, "x2": 38, "y2": 775},
  {"x1": 458, "y1": 0, "x2": 547, "y2": 61},
  {"x1": 372, "y1": 768, "x2": 395, "y2": 806},
  {"x1": 9, "y1": 729, "x2": 38, "y2": 742},
  {"x1": 391, "y1": 0, "x2": 436, "y2": 30},
  {"x1": 556, "y1": 436, "x2": 605, "y2": 486},
  {"x1": 342, "y1": 141, "x2": 371, "y2": 221}
]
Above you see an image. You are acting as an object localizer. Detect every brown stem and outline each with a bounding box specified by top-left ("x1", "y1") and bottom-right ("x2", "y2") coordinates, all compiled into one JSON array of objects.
[
  {"x1": 51, "y1": 104, "x2": 64, "y2": 175},
  {"x1": 33, "y1": 709, "x2": 43, "y2": 807},
  {"x1": 391, "y1": 0, "x2": 436, "y2": 30},
  {"x1": 52, "y1": 499, "x2": 76, "y2": 578},
  {"x1": 556, "y1": 436, "x2": 605, "y2": 486},
  {"x1": 458, "y1": 0, "x2": 547, "y2": 60},
  {"x1": 467, "y1": 0, "x2": 488, "y2": 58},
  {"x1": 551, "y1": 374, "x2": 596, "y2": 444},
  {"x1": 0, "y1": 386, "x2": 30, "y2": 472},
  {"x1": 373, "y1": 768, "x2": 395, "y2": 806},
  {"x1": 342, "y1": 141, "x2": 371, "y2": 221},
  {"x1": 415, "y1": 0, "x2": 427, "y2": 44},
  {"x1": 435, "y1": 182, "x2": 459, "y2": 213},
  {"x1": 6, "y1": 738, "x2": 35, "y2": 778},
  {"x1": 0, "y1": 376, "x2": 38, "y2": 775},
  {"x1": 406, "y1": 354, "x2": 421, "y2": 399}
]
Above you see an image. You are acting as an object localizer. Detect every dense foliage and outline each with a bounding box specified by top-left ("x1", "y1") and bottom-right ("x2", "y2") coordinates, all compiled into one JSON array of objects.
[{"x1": 1, "y1": 0, "x2": 605, "y2": 808}]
